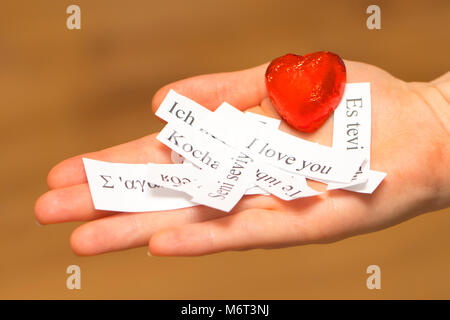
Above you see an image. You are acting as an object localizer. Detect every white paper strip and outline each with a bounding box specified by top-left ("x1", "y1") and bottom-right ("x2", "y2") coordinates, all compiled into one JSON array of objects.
[
  {"x1": 146, "y1": 163, "x2": 201, "y2": 194},
  {"x1": 342, "y1": 170, "x2": 387, "y2": 194},
  {"x1": 242, "y1": 111, "x2": 282, "y2": 196},
  {"x1": 327, "y1": 82, "x2": 386, "y2": 192},
  {"x1": 155, "y1": 89, "x2": 212, "y2": 129},
  {"x1": 254, "y1": 161, "x2": 321, "y2": 200},
  {"x1": 157, "y1": 120, "x2": 230, "y2": 172},
  {"x1": 83, "y1": 158, "x2": 197, "y2": 212},
  {"x1": 190, "y1": 152, "x2": 256, "y2": 212}
]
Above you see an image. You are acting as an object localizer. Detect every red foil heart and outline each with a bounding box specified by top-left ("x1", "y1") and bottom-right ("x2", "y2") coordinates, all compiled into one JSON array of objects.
[{"x1": 265, "y1": 52, "x2": 346, "y2": 132}]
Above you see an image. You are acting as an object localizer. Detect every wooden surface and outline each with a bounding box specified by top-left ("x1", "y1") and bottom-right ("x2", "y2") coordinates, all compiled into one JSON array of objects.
[{"x1": 1, "y1": 0, "x2": 449, "y2": 299}]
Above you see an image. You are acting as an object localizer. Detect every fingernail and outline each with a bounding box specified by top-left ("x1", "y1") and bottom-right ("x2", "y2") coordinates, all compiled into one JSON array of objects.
[
  {"x1": 34, "y1": 219, "x2": 42, "y2": 227},
  {"x1": 146, "y1": 250, "x2": 152, "y2": 257}
]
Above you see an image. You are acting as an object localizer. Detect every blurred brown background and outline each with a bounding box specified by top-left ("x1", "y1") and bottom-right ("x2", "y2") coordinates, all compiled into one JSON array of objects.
[{"x1": 1, "y1": 0, "x2": 449, "y2": 299}]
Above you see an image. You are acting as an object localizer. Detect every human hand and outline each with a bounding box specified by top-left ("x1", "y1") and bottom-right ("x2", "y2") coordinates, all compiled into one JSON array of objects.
[{"x1": 35, "y1": 60, "x2": 450, "y2": 256}]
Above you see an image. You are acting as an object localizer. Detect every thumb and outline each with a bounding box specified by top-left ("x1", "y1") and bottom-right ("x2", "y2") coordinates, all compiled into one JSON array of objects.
[{"x1": 151, "y1": 63, "x2": 269, "y2": 113}]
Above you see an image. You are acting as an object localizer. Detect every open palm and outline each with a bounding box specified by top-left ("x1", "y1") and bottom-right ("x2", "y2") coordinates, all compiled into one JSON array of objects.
[{"x1": 35, "y1": 60, "x2": 450, "y2": 256}]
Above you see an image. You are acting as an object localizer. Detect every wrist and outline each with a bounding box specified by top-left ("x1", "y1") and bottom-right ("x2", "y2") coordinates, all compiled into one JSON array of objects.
[{"x1": 409, "y1": 80, "x2": 450, "y2": 210}]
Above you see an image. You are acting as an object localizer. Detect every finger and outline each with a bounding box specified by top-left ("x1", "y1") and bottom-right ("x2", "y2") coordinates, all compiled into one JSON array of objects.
[
  {"x1": 35, "y1": 184, "x2": 111, "y2": 224},
  {"x1": 151, "y1": 63, "x2": 269, "y2": 113},
  {"x1": 148, "y1": 207, "x2": 323, "y2": 256},
  {"x1": 70, "y1": 206, "x2": 223, "y2": 256},
  {"x1": 47, "y1": 133, "x2": 170, "y2": 189},
  {"x1": 68, "y1": 195, "x2": 275, "y2": 255}
]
